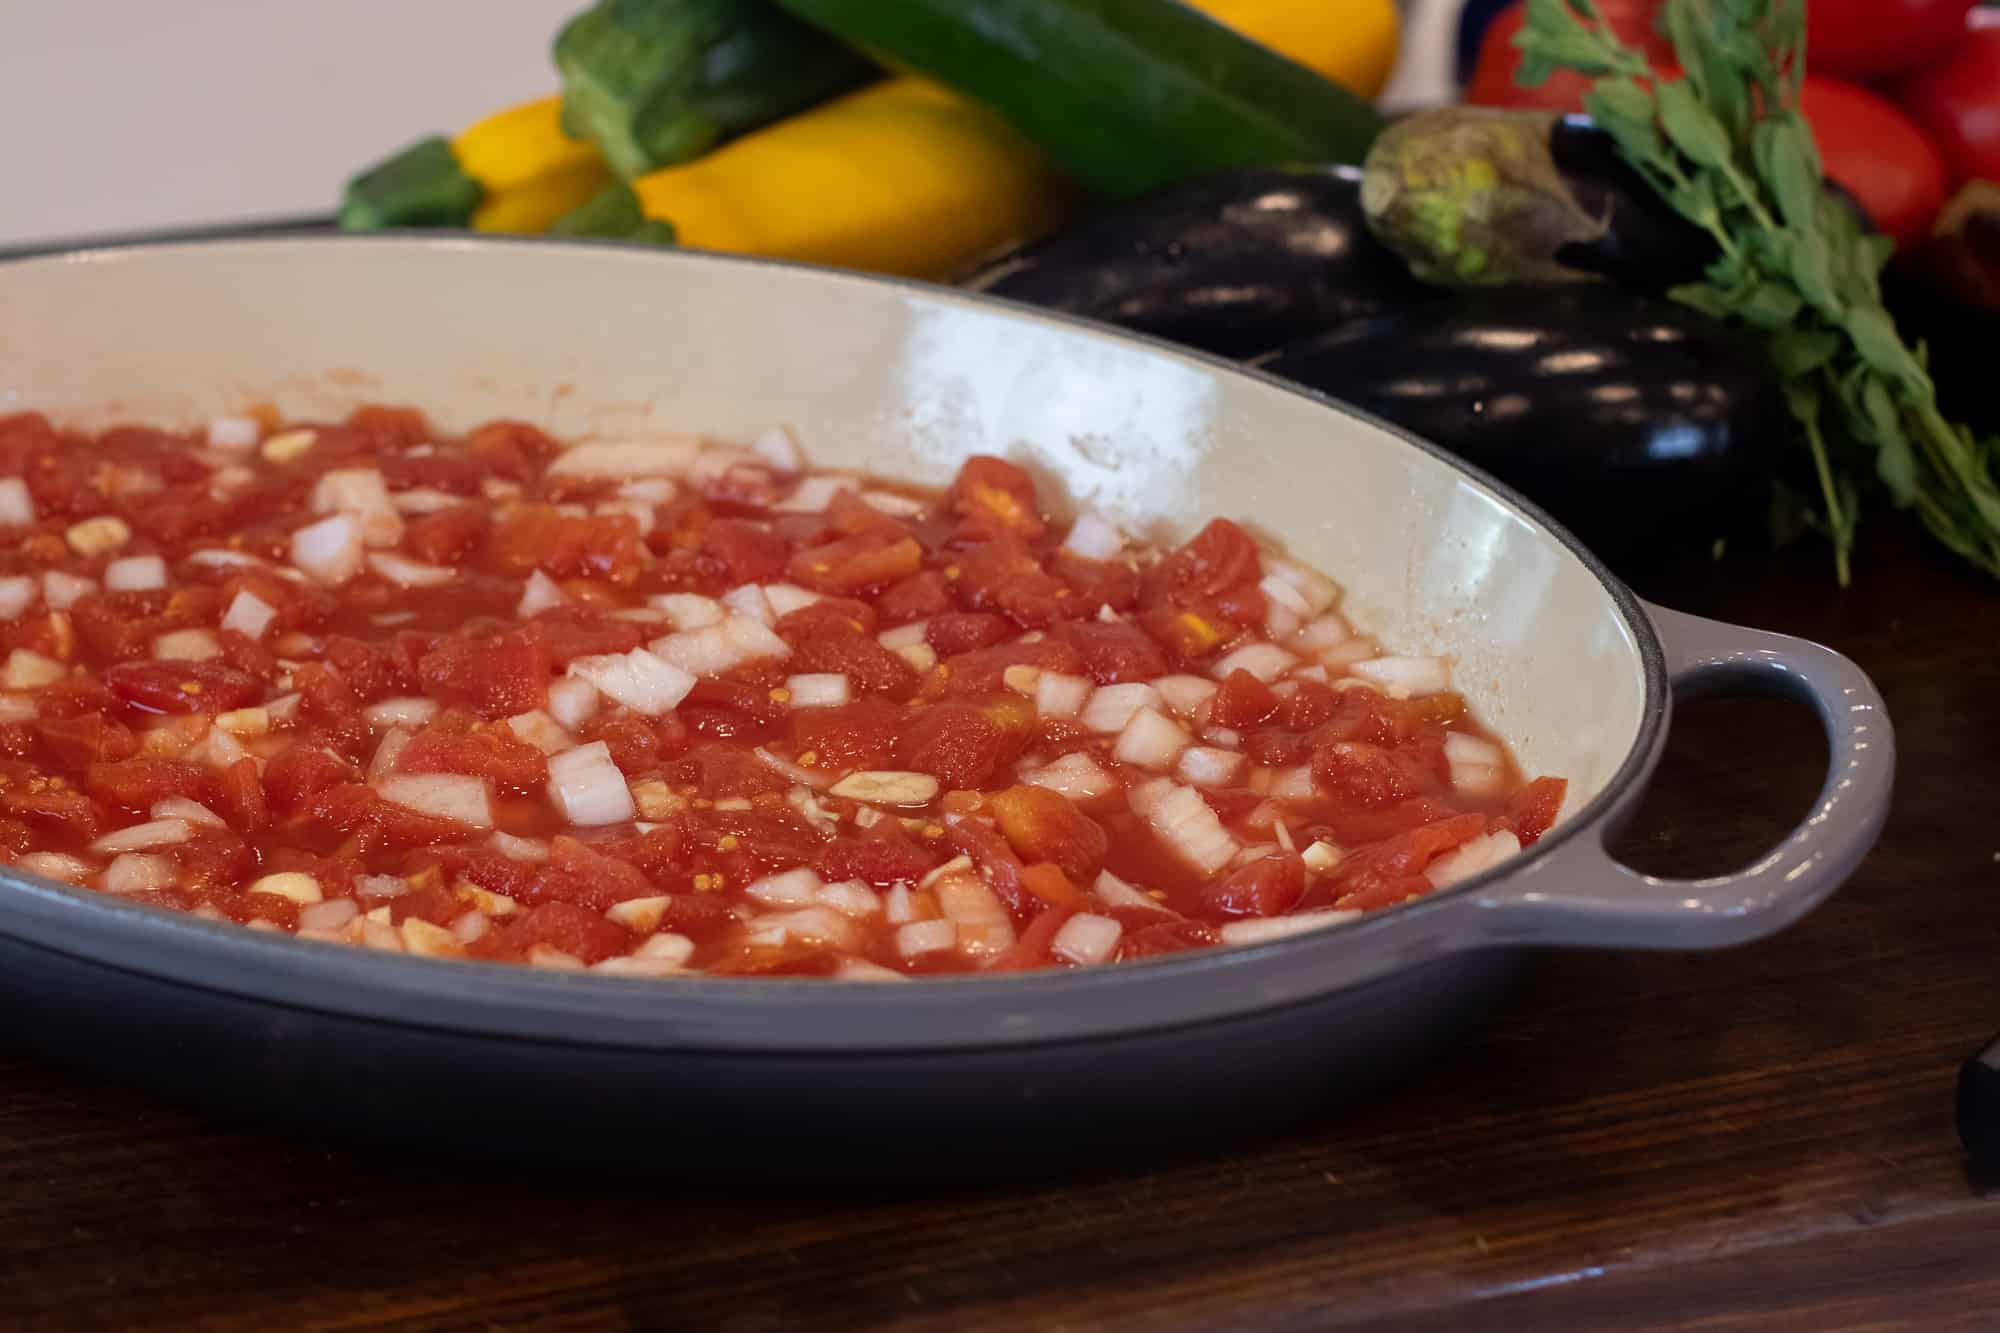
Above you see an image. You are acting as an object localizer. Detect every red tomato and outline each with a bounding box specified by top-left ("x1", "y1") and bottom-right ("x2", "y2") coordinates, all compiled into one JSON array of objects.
[
  {"x1": 1799, "y1": 76, "x2": 1950, "y2": 246},
  {"x1": 1889, "y1": 23, "x2": 2000, "y2": 190},
  {"x1": 1805, "y1": 0, "x2": 1976, "y2": 82},
  {"x1": 1464, "y1": 0, "x2": 1672, "y2": 111}
]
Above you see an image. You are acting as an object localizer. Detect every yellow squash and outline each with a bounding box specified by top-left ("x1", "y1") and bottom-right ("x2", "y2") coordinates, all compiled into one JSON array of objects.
[
  {"x1": 1187, "y1": 0, "x2": 1401, "y2": 100},
  {"x1": 453, "y1": 96, "x2": 612, "y2": 234},
  {"x1": 625, "y1": 78, "x2": 1070, "y2": 279}
]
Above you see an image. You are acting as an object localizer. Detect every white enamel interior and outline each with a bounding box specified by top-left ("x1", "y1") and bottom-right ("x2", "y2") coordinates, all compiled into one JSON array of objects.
[{"x1": 0, "y1": 239, "x2": 1647, "y2": 805}]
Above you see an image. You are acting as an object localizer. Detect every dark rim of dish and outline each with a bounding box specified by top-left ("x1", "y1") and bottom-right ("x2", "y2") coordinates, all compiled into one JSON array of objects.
[{"x1": 0, "y1": 232, "x2": 1671, "y2": 1048}]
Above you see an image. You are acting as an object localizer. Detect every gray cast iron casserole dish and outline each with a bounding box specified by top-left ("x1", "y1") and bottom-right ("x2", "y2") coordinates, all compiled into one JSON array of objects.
[{"x1": 0, "y1": 237, "x2": 1893, "y2": 1176}]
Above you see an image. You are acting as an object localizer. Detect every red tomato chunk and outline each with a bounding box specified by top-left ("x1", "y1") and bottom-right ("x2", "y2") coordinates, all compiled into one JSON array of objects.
[{"x1": 0, "y1": 414, "x2": 1564, "y2": 977}]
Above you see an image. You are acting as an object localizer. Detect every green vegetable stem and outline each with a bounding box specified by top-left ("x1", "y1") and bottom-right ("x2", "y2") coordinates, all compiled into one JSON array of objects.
[{"x1": 1518, "y1": 0, "x2": 2000, "y2": 584}]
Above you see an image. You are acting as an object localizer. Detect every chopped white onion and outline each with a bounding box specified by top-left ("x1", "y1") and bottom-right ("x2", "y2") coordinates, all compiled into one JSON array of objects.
[
  {"x1": 932, "y1": 867, "x2": 1016, "y2": 959},
  {"x1": 389, "y1": 487, "x2": 466, "y2": 515},
  {"x1": 187, "y1": 548, "x2": 264, "y2": 570},
  {"x1": 153, "y1": 628, "x2": 221, "y2": 661},
  {"x1": 356, "y1": 874, "x2": 409, "y2": 899},
  {"x1": 1348, "y1": 655, "x2": 1451, "y2": 698},
  {"x1": 895, "y1": 918, "x2": 957, "y2": 960},
  {"x1": 545, "y1": 678, "x2": 599, "y2": 732},
  {"x1": 771, "y1": 474, "x2": 846, "y2": 514},
  {"x1": 101, "y1": 852, "x2": 176, "y2": 894},
  {"x1": 876, "y1": 622, "x2": 928, "y2": 651},
  {"x1": 548, "y1": 741, "x2": 635, "y2": 826},
  {"x1": 290, "y1": 513, "x2": 366, "y2": 584},
  {"x1": 311, "y1": 468, "x2": 404, "y2": 547},
  {"x1": 648, "y1": 616, "x2": 790, "y2": 677},
  {"x1": 1022, "y1": 751, "x2": 1117, "y2": 801},
  {"x1": 1258, "y1": 573, "x2": 1313, "y2": 620},
  {"x1": 721, "y1": 584, "x2": 773, "y2": 626},
  {"x1": 1218, "y1": 910, "x2": 1361, "y2": 946},
  {"x1": 860, "y1": 490, "x2": 926, "y2": 518},
  {"x1": 1061, "y1": 512, "x2": 1125, "y2": 561},
  {"x1": 367, "y1": 552, "x2": 456, "y2": 588},
  {"x1": 617, "y1": 477, "x2": 679, "y2": 505},
  {"x1": 1211, "y1": 642, "x2": 1298, "y2": 683},
  {"x1": 151, "y1": 797, "x2": 225, "y2": 827},
  {"x1": 365, "y1": 696, "x2": 439, "y2": 727},
  {"x1": 834, "y1": 957, "x2": 910, "y2": 981},
  {"x1": 265, "y1": 692, "x2": 302, "y2": 724},
  {"x1": 547, "y1": 436, "x2": 702, "y2": 479},
  {"x1": 1081, "y1": 682, "x2": 1162, "y2": 734},
  {"x1": 368, "y1": 728, "x2": 412, "y2": 781},
  {"x1": 104, "y1": 555, "x2": 167, "y2": 592},
  {"x1": 1301, "y1": 840, "x2": 1344, "y2": 873},
  {"x1": 517, "y1": 570, "x2": 566, "y2": 618},
  {"x1": 503, "y1": 710, "x2": 570, "y2": 757},
  {"x1": 1176, "y1": 746, "x2": 1245, "y2": 788},
  {"x1": 1425, "y1": 830, "x2": 1522, "y2": 890},
  {"x1": 205, "y1": 416, "x2": 260, "y2": 449},
  {"x1": 1269, "y1": 765, "x2": 1316, "y2": 800},
  {"x1": 1114, "y1": 706, "x2": 1190, "y2": 769},
  {"x1": 0, "y1": 576, "x2": 34, "y2": 620},
  {"x1": 299, "y1": 899, "x2": 361, "y2": 933},
  {"x1": 1050, "y1": 912, "x2": 1123, "y2": 965},
  {"x1": 651, "y1": 593, "x2": 725, "y2": 630},
  {"x1": 1035, "y1": 671, "x2": 1092, "y2": 720},
  {"x1": 377, "y1": 773, "x2": 493, "y2": 828},
  {"x1": 635, "y1": 932, "x2": 697, "y2": 965},
  {"x1": 748, "y1": 906, "x2": 859, "y2": 951},
  {"x1": 751, "y1": 425, "x2": 804, "y2": 471},
  {"x1": 3, "y1": 650, "x2": 64, "y2": 689},
  {"x1": 745, "y1": 867, "x2": 824, "y2": 907},
  {"x1": 18, "y1": 851, "x2": 93, "y2": 883},
  {"x1": 1292, "y1": 614, "x2": 1354, "y2": 658},
  {"x1": 42, "y1": 570, "x2": 96, "y2": 611},
  {"x1": 817, "y1": 880, "x2": 882, "y2": 917},
  {"x1": 91, "y1": 818, "x2": 193, "y2": 853},
  {"x1": 198, "y1": 723, "x2": 248, "y2": 768},
  {"x1": 785, "y1": 672, "x2": 850, "y2": 708},
  {"x1": 220, "y1": 590, "x2": 277, "y2": 640},
  {"x1": 762, "y1": 583, "x2": 820, "y2": 618},
  {"x1": 0, "y1": 694, "x2": 37, "y2": 724},
  {"x1": 0, "y1": 477, "x2": 36, "y2": 525},
  {"x1": 1152, "y1": 674, "x2": 1218, "y2": 719},
  {"x1": 489, "y1": 831, "x2": 550, "y2": 863},
  {"x1": 567, "y1": 648, "x2": 696, "y2": 717},
  {"x1": 1131, "y1": 778, "x2": 1238, "y2": 876},
  {"x1": 1093, "y1": 869, "x2": 1172, "y2": 915},
  {"x1": 1445, "y1": 732, "x2": 1508, "y2": 796},
  {"x1": 1203, "y1": 726, "x2": 1242, "y2": 749}
]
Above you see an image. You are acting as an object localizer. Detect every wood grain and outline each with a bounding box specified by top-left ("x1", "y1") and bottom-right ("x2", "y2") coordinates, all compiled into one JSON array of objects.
[{"x1": 2, "y1": 518, "x2": 1996, "y2": 1332}]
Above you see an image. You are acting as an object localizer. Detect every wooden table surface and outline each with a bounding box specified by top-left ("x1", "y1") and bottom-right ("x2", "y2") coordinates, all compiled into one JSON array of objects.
[{"x1": 3, "y1": 517, "x2": 1995, "y2": 1332}]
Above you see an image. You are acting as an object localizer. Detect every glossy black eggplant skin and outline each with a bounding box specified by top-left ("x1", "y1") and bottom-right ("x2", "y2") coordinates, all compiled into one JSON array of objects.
[
  {"x1": 964, "y1": 166, "x2": 1430, "y2": 359},
  {"x1": 1254, "y1": 286, "x2": 1784, "y2": 553}
]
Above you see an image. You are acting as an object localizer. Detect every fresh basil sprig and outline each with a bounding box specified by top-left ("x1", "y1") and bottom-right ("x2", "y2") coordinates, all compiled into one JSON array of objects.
[{"x1": 1516, "y1": 0, "x2": 2000, "y2": 584}]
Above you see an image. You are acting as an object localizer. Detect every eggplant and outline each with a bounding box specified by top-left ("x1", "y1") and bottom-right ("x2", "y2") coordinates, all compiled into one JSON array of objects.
[
  {"x1": 1253, "y1": 286, "x2": 1785, "y2": 554},
  {"x1": 962, "y1": 166, "x2": 1431, "y2": 359},
  {"x1": 1362, "y1": 110, "x2": 1870, "y2": 291},
  {"x1": 1885, "y1": 182, "x2": 2000, "y2": 435}
]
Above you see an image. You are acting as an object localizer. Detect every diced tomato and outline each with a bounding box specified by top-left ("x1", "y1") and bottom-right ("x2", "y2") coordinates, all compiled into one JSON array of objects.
[
  {"x1": 1051, "y1": 550, "x2": 1139, "y2": 615},
  {"x1": 897, "y1": 703, "x2": 1006, "y2": 789},
  {"x1": 218, "y1": 628, "x2": 276, "y2": 680},
  {"x1": 953, "y1": 541, "x2": 1075, "y2": 628},
  {"x1": 988, "y1": 784, "x2": 1108, "y2": 883},
  {"x1": 84, "y1": 758, "x2": 217, "y2": 813},
  {"x1": 986, "y1": 904, "x2": 1076, "y2": 971},
  {"x1": 397, "y1": 723, "x2": 549, "y2": 792},
  {"x1": 925, "y1": 613, "x2": 1012, "y2": 656},
  {"x1": 814, "y1": 824, "x2": 944, "y2": 886},
  {"x1": 215, "y1": 756, "x2": 269, "y2": 833},
  {"x1": 933, "y1": 638, "x2": 1084, "y2": 696},
  {"x1": 668, "y1": 742, "x2": 789, "y2": 800},
  {"x1": 1019, "y1": 861, "x2": 1088, "y2": 910},
  {"x1": 787, "y1": 530, "x2": 924, "y2": 596},
  {"x1": 774, "y1": 602, "x2": 915, "y2": 698},
  {"x1": 32, "y1": 677, "x2": 118, "y2": 720},
  {"x1": 264, "y1": 746, "x2": 359, "y2": 813},
  {"x1": 1119, "y1": 918, "x2": 1218, "y2": 959},
  {"x1": 463, "y1": 420, "x2": 559, "y2": 482},
  {"x1": 103, "y1": 660, "x2": 264, "y2": 715},
  {"x1": 1199, "y1": 852, "x2": 1306, "y2": 919},
  {"x1": 490, "y1": 505, "x2": 645, "y2": 584},
  {"x1": 876, "y1": 570, "x2": 954, "y2": 624},
  {"x1": 477, "y1": 900, "x2": 634, "y2": 964},
  {"x1": 532, "y1": 606, "x2": 647, "y2": 666},
  {"x1": 1212, "y1": 668, "x2": 1279, "y2": 728},
  {"x1": 424, "y1": 845, "x2": 540, "y2": 904},
  {"x1": 1325, "y1": 812, "x2": 1488, "y2": 911},
  {"x1": 1311, "y1": 740, "x2": 1446, "y2": 809},
  {"x1": 174, "y1": 829, "x2": 260, "y2": 895},
  {"x1": 579, "y1": 712, "x2": 670, "y2": 775},
  {"x1": 326, "y1": 635, "x2": 418, "y2": 703},
  {"x1": 0, "y1": 785, "x2": 102, "y2": 840},
  {"x1": 949, "y1": 456, "x2": 1046, "y2": 542},
  {"x1": 1139, "y1": 604, "x2": 1237, "y2": 665},
  {"x1": 1499, "y1": 776, "x2": 1567, "y2": 846},
  {"x1": 700, "y1": 518, "x2": 791, "y2": 586},
  {"x1": 36, "y1": 714, "x2": 139, "y2": 767},
  {"x1": 403, "y1": 502, "x2": 487, "y2": 564},
  {"x1": 344, "y1": 405, "x2": 432, "y2": 452},
  {"x1": 1051, "y1": 619, "x2": 1170, "y2": 684},
  {"x1": 307, "y1": 783, "x2": 473, "y2": 848},
  {"x1": 417, "y1": 623, "x2": 550, "y2": 718},
  {"x1": 527, "y1": 835, "x2": 658, "y2": 910},
  {"x1": 788, "y1": 697, "x2": 901, "y2": 772},
  {"x1": 1143, "y1": 518, "x2": 1262, "y2": 609},
  {"x1": 682, "y1": 806, "x2": 825, "y2": 878}
]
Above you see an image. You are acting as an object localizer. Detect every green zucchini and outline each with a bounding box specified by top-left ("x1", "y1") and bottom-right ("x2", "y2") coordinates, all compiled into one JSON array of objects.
[
  {"x1": 337, "y1": 137, "x2": 482, "y2": 231},
  {"x1": 556, "y1": 0, "x2": 878, "y2": 180},
  {"x1": 775, "y1": 0, "x2": 1386, "y2": 198}
]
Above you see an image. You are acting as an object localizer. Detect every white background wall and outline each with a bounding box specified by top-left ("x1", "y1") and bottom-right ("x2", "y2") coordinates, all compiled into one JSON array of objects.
[{"x1": 0, "y1": 1, "x2": 575, "y2": 247}]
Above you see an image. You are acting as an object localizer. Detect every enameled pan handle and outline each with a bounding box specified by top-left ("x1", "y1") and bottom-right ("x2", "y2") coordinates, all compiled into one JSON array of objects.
[{"x1": 1472, "y1": 603, "x2": 1894, "y2": 950}]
